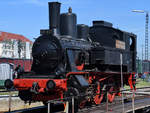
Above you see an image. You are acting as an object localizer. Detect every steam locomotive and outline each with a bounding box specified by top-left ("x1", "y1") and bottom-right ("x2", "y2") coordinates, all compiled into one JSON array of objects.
[{"x1": 5, "y1": 2, "x2": 136, "y2": 110}]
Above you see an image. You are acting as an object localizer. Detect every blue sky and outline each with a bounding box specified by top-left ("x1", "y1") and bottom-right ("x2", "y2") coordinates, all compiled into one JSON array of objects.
[{"x1": 0, "y1": 0, "x2": 150, "y2": 59}]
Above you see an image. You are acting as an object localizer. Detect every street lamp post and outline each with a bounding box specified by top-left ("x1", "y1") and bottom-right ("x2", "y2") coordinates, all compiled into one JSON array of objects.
[
  {"x1": 132, "y1": 10, "x2": 149, "y2": 60},
  {"x1": 141, "y1": 44, "x2": 143, "y2": 73}
]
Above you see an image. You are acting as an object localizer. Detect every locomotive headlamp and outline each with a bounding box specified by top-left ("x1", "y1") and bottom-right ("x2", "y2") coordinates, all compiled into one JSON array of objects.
[
  {"x1": 46, "y1": 80, "x2": 56, "y2": 90},
  {"x1": 4, "y1": 79, "x2": 14, "y2": 89}
]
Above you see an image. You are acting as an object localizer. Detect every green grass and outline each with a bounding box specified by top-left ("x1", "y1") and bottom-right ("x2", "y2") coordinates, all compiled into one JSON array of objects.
[
  {"x1": 0, "y1": 88, "x2": 18, "y2": 95},
  {"x1": 0, "y1": 91, "x2": 18, "y2": 95},
  {"x1": 136, "y1": 78, "x2": 150, "y2": 88},
  {"x1": 125, "y1": 78, "x2": 150, "y2": 89}
]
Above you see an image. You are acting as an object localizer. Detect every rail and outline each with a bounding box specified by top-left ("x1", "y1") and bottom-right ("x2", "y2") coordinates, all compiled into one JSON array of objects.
[{"x1": 1, "y1": 87, "x2": 150, "y2": 113}]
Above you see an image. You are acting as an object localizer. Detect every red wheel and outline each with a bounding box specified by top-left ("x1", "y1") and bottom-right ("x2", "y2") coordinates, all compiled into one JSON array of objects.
[
  {"x1": 94, "y1": 82, "x2": 104, "y2": 104},
  {"x1": 107, "y1": 86, "x2": 116, "y2": 103}
]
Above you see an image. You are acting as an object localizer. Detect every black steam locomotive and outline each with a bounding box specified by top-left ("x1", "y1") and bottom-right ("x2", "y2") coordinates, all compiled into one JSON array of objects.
[
  {"x1": 32, "y1": 3, "x2": 136, "y2": 76},
  {"x1": 5, "y1": 2, "x2": 136, "y2": 110}
]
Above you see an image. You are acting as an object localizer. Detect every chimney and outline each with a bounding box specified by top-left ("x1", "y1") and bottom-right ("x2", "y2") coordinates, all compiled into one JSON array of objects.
[{"x1": 48, "y1": 2, "x2": 61, "y2": 35}]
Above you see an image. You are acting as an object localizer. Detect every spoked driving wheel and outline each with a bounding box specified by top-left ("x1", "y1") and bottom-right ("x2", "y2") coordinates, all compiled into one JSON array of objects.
[
  {"x1": 93, "y1": 82, "x2": 104, "y2": 104},
  {"x1": 107, "y1": 86, "x2": 116, "y2": 102},
  {"x1": 107, "y1": 78, "x2": 116, "y2": 103}
]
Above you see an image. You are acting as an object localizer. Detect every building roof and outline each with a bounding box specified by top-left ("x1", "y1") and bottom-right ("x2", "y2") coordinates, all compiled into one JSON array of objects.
[{"x1": 0, "y1": 31, "x2": 32, "y2": 44}]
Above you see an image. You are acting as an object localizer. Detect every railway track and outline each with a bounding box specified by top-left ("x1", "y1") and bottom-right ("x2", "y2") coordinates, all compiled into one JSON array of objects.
[
  {"x1": 78, "y1": 87, "x2": 150, "y2": 113},
  {"x1": 2, "y1": 95, "x2": 150, "y2": 113},
  {"x1": 2, "y1": 104, "x2": 64, "y2": 113},
  {"x1": 0, "y1": 106, "x2": 47, "y2": 113},
  {"x1": 78, "y1": 95, "x2": 150, "y2": 113},
  {"x1": 1, "y1": 87, "x2": 150, "y2": 113}
]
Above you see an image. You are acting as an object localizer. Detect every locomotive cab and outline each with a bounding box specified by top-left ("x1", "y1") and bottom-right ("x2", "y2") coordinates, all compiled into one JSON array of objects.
[{"x1": 89, "y1": 21, "x2": 137, "y2": 72}]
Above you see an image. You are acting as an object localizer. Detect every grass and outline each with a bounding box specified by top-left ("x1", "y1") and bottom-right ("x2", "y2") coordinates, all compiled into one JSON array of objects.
[
  {"x1": 0, "y1": 91, "x2": 18, "y2": 95},
  {"x1": 135, "y1": 78, "x2": 150, "y2": 88},
  {"x1": 0, "y1": 89, "x2": 18, "y2": 95},
  {"x1": 125, "y1": 78, "x2": 150, "y2": 90}
]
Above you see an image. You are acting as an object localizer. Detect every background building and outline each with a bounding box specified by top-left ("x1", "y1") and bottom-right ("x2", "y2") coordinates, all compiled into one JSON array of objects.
[
  {"x1": 136, "y1": 59, "x2": 150, "y2": 74},
  {"x1": 0, "y1": 31, "x2": 32, "y2": 59},
  {"x1": 0, "y1": 31, "x2": 33, "y2": 88}
]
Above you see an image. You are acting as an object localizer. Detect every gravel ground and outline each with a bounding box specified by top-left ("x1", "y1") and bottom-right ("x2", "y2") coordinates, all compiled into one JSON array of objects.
[{"x1": 0, "y1": 98, "x2": 43, "y2": 112}]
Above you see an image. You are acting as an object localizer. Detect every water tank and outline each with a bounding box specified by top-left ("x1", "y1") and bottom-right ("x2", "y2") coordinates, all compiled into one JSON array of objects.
[
  {"x1": 60, "y1": 7, "x2": 77, "y2": 38},
  {"x1": 77, "y1": 24, "x2": 89, "y2": 40}
]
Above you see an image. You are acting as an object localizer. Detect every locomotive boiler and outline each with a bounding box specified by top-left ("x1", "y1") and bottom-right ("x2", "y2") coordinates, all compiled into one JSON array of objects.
[{"x1": 5, "y1": 2, "x2": 136, "y2": 111}]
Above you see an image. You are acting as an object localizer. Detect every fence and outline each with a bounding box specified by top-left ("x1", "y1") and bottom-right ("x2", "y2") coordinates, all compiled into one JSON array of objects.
[{"x1": 1, "y1": 87, "x2": 150, "y2": 113}]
